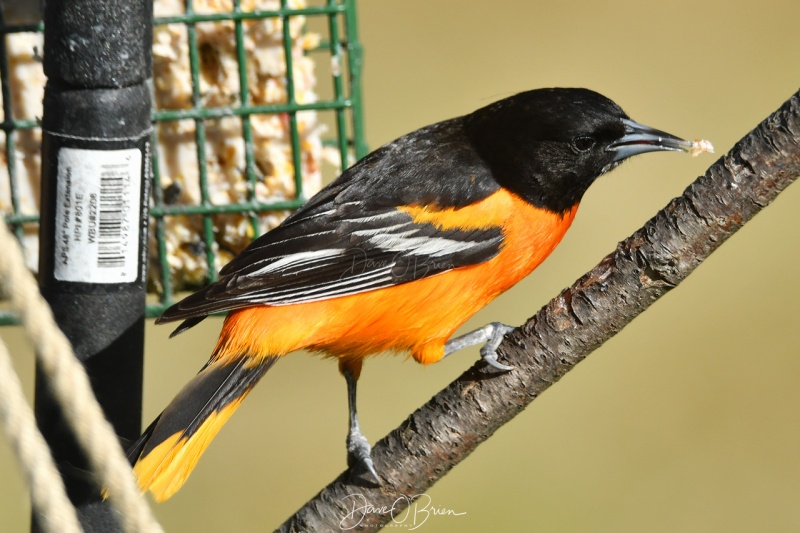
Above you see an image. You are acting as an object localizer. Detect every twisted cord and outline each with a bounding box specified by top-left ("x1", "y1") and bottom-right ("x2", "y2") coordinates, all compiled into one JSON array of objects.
[
  {"x1": 0, "y1": 221, "x2": 163, "y2": 533},
  {"x1": 0, "y1": 336, "x2": 82, "y2": 533}
]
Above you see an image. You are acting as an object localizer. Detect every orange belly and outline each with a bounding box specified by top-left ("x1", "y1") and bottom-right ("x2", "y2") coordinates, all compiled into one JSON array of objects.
[{"x1": 212, "y1": 190, "x2": 578, "y2": 368}]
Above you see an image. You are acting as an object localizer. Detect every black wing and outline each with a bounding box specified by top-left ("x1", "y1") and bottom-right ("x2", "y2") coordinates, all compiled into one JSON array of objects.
[{"x1": 158, "y1": 116, "x2": 503, "y2": 331}]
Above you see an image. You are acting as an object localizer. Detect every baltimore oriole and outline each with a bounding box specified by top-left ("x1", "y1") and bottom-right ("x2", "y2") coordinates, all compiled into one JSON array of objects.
[{"x1": 130, "y1": 88, "x2": 704, "y2": 501}]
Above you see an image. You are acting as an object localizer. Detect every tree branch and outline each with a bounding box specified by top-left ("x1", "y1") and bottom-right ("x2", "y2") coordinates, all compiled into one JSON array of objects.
[{"x1": 279, "y1": 89, "x2": 800, "y2": 532}]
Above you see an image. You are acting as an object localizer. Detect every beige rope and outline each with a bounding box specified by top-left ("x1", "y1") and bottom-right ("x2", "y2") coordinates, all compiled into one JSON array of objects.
[
  {"x1": 0, "y1": 336, "x2": 82, "y2": 533},
  {"x1": 0, "y1": 221, "x2": 163, "y2": 533}
]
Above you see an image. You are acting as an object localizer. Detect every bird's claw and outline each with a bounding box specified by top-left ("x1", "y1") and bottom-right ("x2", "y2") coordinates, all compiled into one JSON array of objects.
[
  {"x1": 480, "y1": 323, "x2": 515, "y2": 371},
  {"x1": 481, "y1": 351, "x2": 515, "y2": 371},
  {"x1": 347, "y1": 429, "x2": 382, "y2": 485}
]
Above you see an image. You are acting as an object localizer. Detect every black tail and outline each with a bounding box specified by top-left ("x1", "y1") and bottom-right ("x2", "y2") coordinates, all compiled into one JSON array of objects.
[{"x1": 129, "y1": 356, "x2": 277, "y2": 501}]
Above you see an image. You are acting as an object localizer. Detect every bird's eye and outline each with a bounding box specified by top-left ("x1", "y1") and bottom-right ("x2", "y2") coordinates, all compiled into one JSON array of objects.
[{"x1": 572, "y1": 136, "x2": 596, "y2": 152}]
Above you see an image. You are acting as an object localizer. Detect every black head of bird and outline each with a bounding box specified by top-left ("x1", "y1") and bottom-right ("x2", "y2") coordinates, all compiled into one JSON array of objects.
[{"x1": 464, "y1": 87, "x2": 696, "y2": 213}]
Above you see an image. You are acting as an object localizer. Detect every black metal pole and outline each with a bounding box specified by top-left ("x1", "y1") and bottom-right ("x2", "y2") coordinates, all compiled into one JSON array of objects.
[{"x1": 34, "y1": 0, "x2": 152, "y2": 531}]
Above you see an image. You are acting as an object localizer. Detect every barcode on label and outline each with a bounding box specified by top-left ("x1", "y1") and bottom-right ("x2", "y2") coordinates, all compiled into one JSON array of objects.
[
  {"x1": 98, "y1": 169, "x2": 127, "y2": 268},
  {"x1": 54, "y1": 148, "x2": 143, "y2": 283}
]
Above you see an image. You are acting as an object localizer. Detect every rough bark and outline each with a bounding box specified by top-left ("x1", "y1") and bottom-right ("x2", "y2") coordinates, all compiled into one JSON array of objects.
[{"x1": 279, "y1": 89, "x2": 800, "y2": 532}]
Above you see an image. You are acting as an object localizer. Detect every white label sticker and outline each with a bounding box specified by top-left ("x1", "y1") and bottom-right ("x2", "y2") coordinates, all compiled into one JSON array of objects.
[{"x1": 54, "y1": 147, "x2": 142, "y2": 283}]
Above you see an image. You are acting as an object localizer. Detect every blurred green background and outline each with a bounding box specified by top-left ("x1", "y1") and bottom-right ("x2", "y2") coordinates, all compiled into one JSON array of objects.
[{"x1": 3, "y1": 0, "x2": 800, "y2": 531}]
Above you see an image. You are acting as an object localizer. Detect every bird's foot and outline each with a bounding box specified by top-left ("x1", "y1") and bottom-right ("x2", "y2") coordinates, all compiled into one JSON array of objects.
[
  {"x1": 479, "y1": 323, "x2": 515, "y2": 371},
  {"x1": 347, "y1": 428, "x2": 381, "y2": 485},
  {"x1": 444, "y1": 321, "x2": 515, "y2": 371}
]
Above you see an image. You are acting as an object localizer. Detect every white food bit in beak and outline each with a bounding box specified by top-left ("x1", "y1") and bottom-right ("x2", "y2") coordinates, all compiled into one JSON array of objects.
[{"x1": 690, "y1": 139, "x2": 714, "y2": 157}]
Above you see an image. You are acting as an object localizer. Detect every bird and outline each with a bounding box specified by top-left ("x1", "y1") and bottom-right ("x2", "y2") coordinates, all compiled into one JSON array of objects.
[{"x1": 129, "y1": 87, "x2": 705, "y2": 501}]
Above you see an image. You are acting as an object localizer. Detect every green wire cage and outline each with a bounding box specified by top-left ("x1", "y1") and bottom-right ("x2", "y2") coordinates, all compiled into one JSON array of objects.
[{"x1": 0, "y1": 0, "x2": 367, "y2": 324}]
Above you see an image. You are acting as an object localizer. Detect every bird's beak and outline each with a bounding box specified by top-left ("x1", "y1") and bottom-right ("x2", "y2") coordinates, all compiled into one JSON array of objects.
[{"x1": 609, "y1": 118, "x2": 694, "y2": 162}]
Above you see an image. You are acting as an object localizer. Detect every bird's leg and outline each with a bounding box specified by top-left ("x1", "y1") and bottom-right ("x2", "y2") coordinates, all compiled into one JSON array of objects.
[
  {"x1": 443, "y1": 321, "x2": 515, "y2": 371},
  {"x1": 343, "y1": 368, "x2": 381, "y2": 484}
]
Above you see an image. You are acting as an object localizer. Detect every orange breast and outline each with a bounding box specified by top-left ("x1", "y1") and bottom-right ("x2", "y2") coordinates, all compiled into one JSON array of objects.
[{"x1": 212, "y1": 189, "x2": 578, "y2": 367}]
